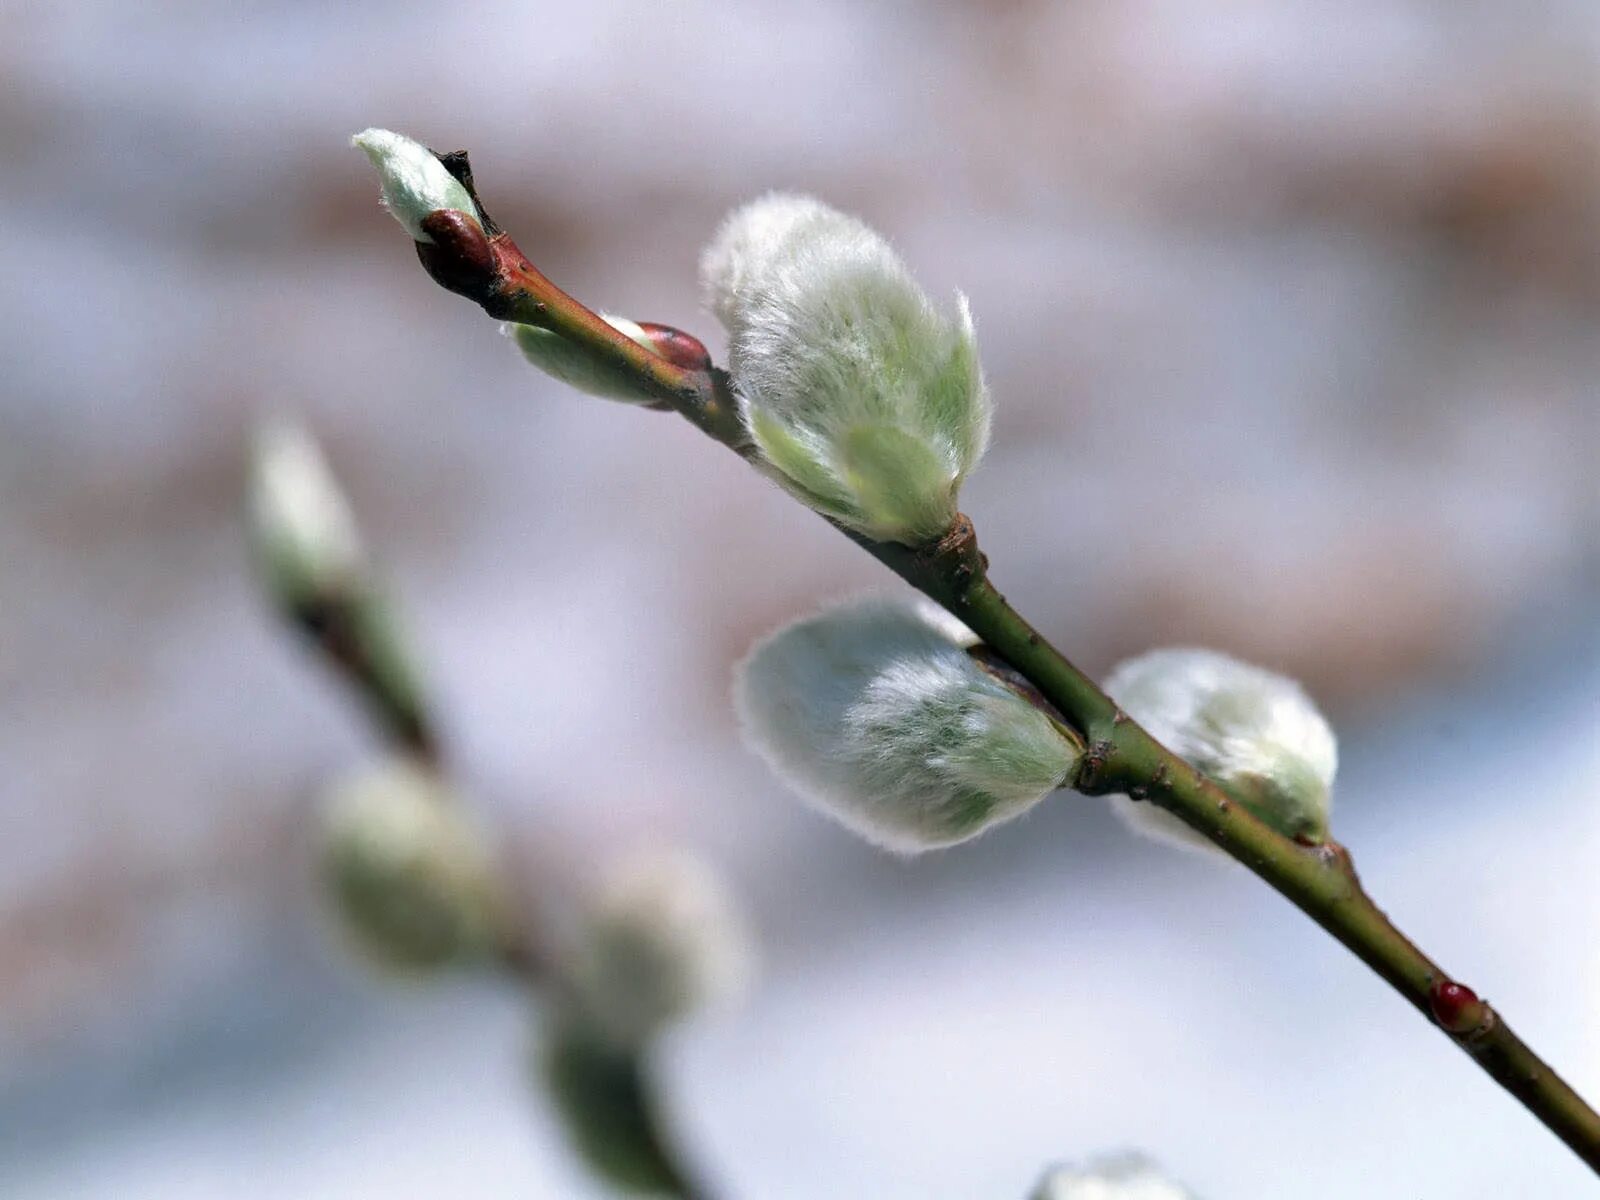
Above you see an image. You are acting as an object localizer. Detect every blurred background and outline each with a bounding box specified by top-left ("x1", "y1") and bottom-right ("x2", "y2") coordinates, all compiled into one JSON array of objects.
[{"x1": 2, "y1": 1, "x2": 1598, "y2": 1196}]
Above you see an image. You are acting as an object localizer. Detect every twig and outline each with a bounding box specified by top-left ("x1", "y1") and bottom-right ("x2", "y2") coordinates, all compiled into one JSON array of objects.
[{"x1": 401, "y1": 146, "x2": 1600, "y2": 1173}]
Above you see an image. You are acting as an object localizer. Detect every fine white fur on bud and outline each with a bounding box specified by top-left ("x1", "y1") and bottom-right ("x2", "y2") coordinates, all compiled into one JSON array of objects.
[
  {"x1": 504, "y1": 315, "x2": 659, "y2": 404},
  {"x1": 701, "y1": 194, "x2": 991, "y2": 545},
  {"x1": 734, "y1": 597, "x2": 1079, "y2": 853},
  {"x1": 1104, "y1": 647, "x2": 1337, "y2": 852},
  {"x1": 351, "y1": 128, "x2": 481, "y2": 242},
  {"x1": 1031, "y1": 1155, "x2": 1195, "y2": 1200},
  {"x1": 248, "y1": 418, "x2": 366, "y2": 606},
  {"x1": 320, "y1": 758, "x2": 504, "y2": 972},
  {"x1": 562, "y1": 849, "x2": 753, "y2": 1049}
]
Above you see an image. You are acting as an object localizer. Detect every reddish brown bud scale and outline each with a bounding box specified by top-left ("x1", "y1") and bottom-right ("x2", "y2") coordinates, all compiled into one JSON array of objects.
[
  {"x1": 633, "y1": 322, "x2": 711, "y2": 372},
  {"x1": 415, "y1": 210, "x2": 498, "y2": 300},
  {"x1": 1430, "y1": 980, "x2": 1486, "y2": 1034}
]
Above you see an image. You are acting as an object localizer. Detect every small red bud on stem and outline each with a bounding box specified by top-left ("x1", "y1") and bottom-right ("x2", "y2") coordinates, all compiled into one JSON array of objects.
[{"x1": 1430, "y1": 980, "x2": 1487, "y2": 1035}]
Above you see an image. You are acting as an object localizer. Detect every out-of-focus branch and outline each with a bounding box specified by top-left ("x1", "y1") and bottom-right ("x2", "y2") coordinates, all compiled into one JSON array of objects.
[
  {"x1": 247, "y1": 419, "x2": 440, "y2": 764},
  {"x1": 249, "y1": 414, "x2": 726, "y2": 1199}
]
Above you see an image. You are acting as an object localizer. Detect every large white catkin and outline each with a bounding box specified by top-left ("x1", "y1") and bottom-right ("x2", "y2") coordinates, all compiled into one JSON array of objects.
[
  {"x1": 734, "y1": 597, "x2": 1078, "y2": 853},
  {"x1": 1103, "y1": 647, "x2": 1337, "y2": 853},
  {"x1": 351, "y1": 128, "x2": 480, "y2": 242},
  {"x1": 700, "y1": 194, "x2": 844, "y2": 330},
  {"x1": 700, "y1": 194, "x2": 991, "y2": 545}
]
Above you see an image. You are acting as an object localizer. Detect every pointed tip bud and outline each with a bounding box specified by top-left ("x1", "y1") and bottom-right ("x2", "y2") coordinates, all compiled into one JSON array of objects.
[
  {"x1": 248, "y1": 417, "x2": 367, "y2": 610},
  {"x1": 735, "y1": 597, "x2": 1079, "y2": 853},
  {"x1": 1104, "y1": 647, "x2": 1337, "y2": 854},
  {"x1": 351, "y1": 128, "x2": 481, "y2": 243},
  {"x1": 319, "y1": 758, "x2": 505, "y2": 973},
  {"x1": 248, "y1": 419, "x2": 433, "y2": 749},
  {"x1": 562, "y1": 848, "x2": 754, "y2": 1048},
  {"x1": 701, "y1": 195, "x2": 990, "y2": 545},
  {"x1": 1031, "y1": 1155, "x2": 1195, "y2": 1200}
]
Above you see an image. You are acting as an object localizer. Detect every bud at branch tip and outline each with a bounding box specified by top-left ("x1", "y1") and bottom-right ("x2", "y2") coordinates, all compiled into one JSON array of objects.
[
  {"x1": 351, "y1": 128, "x2": 481, "y2": 243},
  {"x1": 247, "y1": 416, "x2": 366, "y2": 608}
]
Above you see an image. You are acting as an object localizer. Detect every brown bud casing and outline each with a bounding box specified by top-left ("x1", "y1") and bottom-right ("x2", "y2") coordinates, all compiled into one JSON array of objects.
[
  {"x1": 632, "y1": 322, "x2": 712, "y2": 372},
  {"x1": 416, "y1": 210, "x2": 498, "y2": 301}
]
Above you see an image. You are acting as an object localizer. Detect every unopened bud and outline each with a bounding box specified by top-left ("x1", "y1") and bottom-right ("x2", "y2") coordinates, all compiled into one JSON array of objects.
[
  {"x1": 506, "y1": 314, "x2": 665, "y2": 404},
  {"x1": 631, "y1": 322, "x2": 711, "y2": 372},
  {"x1": 1031, "y1": 1155, "x2": 1195, "y2": 1200},
  {"x1": 248, "y1": 417, "x2": 366, "y2": 610},
  {"x1": 562, "y1": 849, "x2": 753, "y2": 1048},
  {"x1": 247, "y1": 418, "x2": 432, "y2": 752},
  {"x1": 351, "y1": 128, "x2": 481, "y2": 243},
  {"x1": 1430, "y1": 980, "x2": 1488, "y2": 1035},
  {"x1": 320, "y1": 758, "x2": 504, "y2": 972},
  {"x1": 701, "y1": 194, "x2": 990, "y2": 545},
  {"x1": 735, "y1": 597, "x2": 1080, "y2": 853},
  {"x1": 1104, "y1": 647, "x2": 1337, "y2": 852}
]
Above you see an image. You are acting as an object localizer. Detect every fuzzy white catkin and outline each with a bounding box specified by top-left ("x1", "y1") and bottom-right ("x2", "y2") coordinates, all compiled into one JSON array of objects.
[
  {"x1": 563, "y1": 849, "x2": 754, "y2": 1048},
  {"x1": 1104, "y1": 647, "x2": 1337, "y2": 853},
  {"x1": 248, "y1": 417, "x2": 366, "y2": 602},
  {"x1": 735, "y1": 597, "x2": 1079, "y2": 853},
  {"x1": 1030, "y1": 1155, "x2": 1196, "y2": 1200},
  {"x1": 320, "y1": 758, "x2": 504, "y2": 972},
  {"x1": 351, "y1": 128, "x2": 480, "y2": 242},
  {"x1": 701, "y1": 194, "x2": 991, "y2": 545},
  {"x1": 503, "y1": 314, "x2": 659, "y2": 403}
]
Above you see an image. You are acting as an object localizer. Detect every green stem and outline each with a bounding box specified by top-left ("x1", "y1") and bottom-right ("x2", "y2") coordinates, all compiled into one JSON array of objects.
[
  {"x1": 396, "y1": 151, "x2": 1600, "y2": 1175},
  {"x1": 943, "y1": 570, "x2": 1600, "y2": 1172},
  {"x1": 687, "y1": 366, "x2": 1600, "y2": 1175}
]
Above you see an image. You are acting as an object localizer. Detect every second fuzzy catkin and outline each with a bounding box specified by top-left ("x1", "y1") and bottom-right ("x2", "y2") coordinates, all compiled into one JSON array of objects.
[
  {"x1": 735, "y1": 597, "x2": 1079, "y2": 853},
  {"x1": 701, "y1": 195, "x2": 991, "y2": 546}
]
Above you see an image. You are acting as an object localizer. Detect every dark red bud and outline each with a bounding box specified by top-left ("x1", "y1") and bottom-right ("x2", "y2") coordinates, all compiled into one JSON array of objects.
[
  {"x1": 1430, "y1": 980, "x2": 1485, "y2": 1034},
  {"x1": 633, "y1": 322, "x2": 711, "y2": 372},
  {"x1": 415, "y1": 210, "x2": 498, "y2": 300}
]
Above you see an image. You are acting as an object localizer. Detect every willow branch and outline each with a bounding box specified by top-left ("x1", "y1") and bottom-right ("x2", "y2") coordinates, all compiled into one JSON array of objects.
[
  {"x1": 266, "y1": 424, "x2": 716, "y2": 1200},
  {"x1": 404, "y1": 148, "x2": 1600, "y2": 1175},
  {"x1": 290, "y1": 591, "x2": 440, "y2": 764}
]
